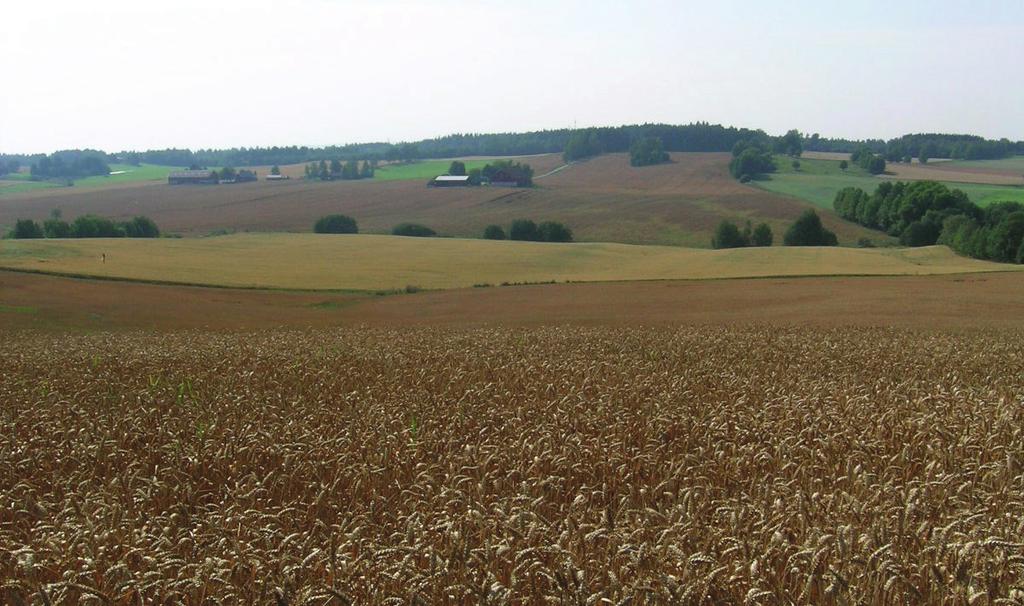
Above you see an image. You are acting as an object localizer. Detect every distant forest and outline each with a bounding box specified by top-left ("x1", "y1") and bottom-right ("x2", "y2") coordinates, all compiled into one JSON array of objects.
[{"x1": 2, "y1": 124, "x2": 1022, "y2": 170}]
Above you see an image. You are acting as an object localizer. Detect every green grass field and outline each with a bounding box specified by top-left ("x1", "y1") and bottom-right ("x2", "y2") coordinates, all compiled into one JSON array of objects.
[
  {"x1": 0, "y1": 233, "x2": 1018, "y2": 292},
  {"x1": 372, "y1": 159, "x2": 492, "y2": 181},
  {"x1": 757, "y1": 155, "x2": 1024, "y2": 209},
  {"x1": 0, "y1": 164, "x2": 180, "y2": 196},
  {"x1": 944, "y1": 156, "x2": 1024, "y2": 172}
]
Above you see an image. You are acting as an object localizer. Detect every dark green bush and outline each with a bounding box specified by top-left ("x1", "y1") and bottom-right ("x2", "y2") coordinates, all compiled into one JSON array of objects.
[
  {"x1": 509, "y1": 219, "x2": 539, "y2": 241},
  {"x1": 784, "y1": 210, "x2": 838, "y2": 246},
  {"x1": 483, "y1": 225, "x2": 506, "y2": 240},
  {"x1": 122, "y1": 216, "x2": 160, "y2": 238},
  {"x1": 711, "y1": 221, "x2": 747, "y2": 249},
  {"x1": 314, "y1": 214, "x2": 359, "y2": 234},
  {"x1": 537, "y1": 221, "x2": 573, "y2": 243},
  {"x1": 10, "y1": 219, "x2": 43, "y2": 239},
  {"x1": 392, "y1": 223, "x2": 436, "y2": 237}
]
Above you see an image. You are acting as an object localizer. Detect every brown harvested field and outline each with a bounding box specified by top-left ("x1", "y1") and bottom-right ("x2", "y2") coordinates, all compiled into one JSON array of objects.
[
  {"x1": 0, "y1": 270, "x2": 364, "y2": 331},
  {"x1": 801, "y1": 151, "x2": 853, "y2": 162},
  {"x1": 345, "y1": 272, "x2": 1024, "y2": 330},
  {"x1": 883, "y1": 162, "x2": 1024, "y2": 186},
  {"x1": 0, "y1": 153, "x2": 880, "y2": 246},
  {"x1": 3, "y1": 323, "x2": 1024, "y2": 603},
  {"x1": 5, "y1": 269, "x2": 1024, "y2": 331}
]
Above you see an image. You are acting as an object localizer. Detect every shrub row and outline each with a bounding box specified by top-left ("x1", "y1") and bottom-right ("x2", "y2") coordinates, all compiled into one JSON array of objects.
[
  {"x1": 7, "y1": 214, "x2": 159, "y2": 239},
  {"x1": 482, "y1": 219, "x2": 573, "y2": 243}
]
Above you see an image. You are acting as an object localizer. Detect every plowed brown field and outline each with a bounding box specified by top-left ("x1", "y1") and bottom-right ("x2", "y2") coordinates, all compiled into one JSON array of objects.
[
  {"x1": 4, "y1": 269, "x2": 1024, "y2": 331},
  {"x1": 0, "y1": 153, "x2": 880, "y2": 246}
]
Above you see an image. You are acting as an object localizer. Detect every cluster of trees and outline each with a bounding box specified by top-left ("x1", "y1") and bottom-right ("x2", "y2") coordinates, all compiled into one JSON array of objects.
[
  {"x1": 783, "y1": 210, "x2": 838, "y2": 246},
  {"x1": 834, "y1": 181, "x2": 1024, "y2": 262},
  {"x1": 729, "y1": 140, "x2": 776, "y2": 180},
  {"x1": 8, "y1": 211, "x2": 159, "y2": 239},
  {"x1": 392, "y1": 223, "x2": 436, "y2": 237},
  {"x1": 629, "y1": 137, "x2": 670, "y2": 167},
  {"x1": 29, "y1": 151, "x2": 110, "y2": 181},
  {"x1": 887, "y1": 134, "x2": 1017, "y2": 162},
  {"x1": 563, "y1": 129, "x2": 604, "y2": 162},
  {"x1": 775, "y1": 129, "x2": 803, "y2": 157},
  {"x1": 213, "y1": 167, "x2": 257, "y2": 182},
  {"x1": 482, "y1": 160, "x2": 534, "y2": 187},
  {"x1": 483, "y1": 219, "x2": 573, "y2": 243},
  {"x1": 712, "y1": 212, "x2": 837, "y2": 248},
  {"x1": 303, "y1": 159, "x2": 375, "y2": 181},
  {"x1": 850, "y1": 148, "x2": 887, "y2": 174},
  {"x1": 0, "y1": 159, "x2": 21, "y2": 176},
  {"x1": 711, "y1": 221, "x2": 773, "y2": 248},
  {"x1": 313, "y1": 214, "x2": 359, "y2": 234}
]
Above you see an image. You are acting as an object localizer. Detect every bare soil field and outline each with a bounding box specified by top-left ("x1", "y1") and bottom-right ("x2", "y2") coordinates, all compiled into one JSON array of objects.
[
  {"x1": 1, "y1": 234, "x2": 1015, "y2": 291},
  {"x1": 3, "y1": 325, "x2": 1023, "y2": 603},
  {"x1": 0, "y1": 153, "x2": 879, "y2": 246},
  {"x1": 883, "y1": 162, "x2": 1024, "y2": 186},
  {"x1": 4, "y1": 269, "x2": 1024, "y2": 331}
]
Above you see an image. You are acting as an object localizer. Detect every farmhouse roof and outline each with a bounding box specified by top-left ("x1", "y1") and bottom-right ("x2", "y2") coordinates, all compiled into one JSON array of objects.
[
  {"x1": 169, "y1": 170, "x2": 215, "y2": 178},
  {"x1": 434, "y1": 175, "x2": 470, "y2": 182}
]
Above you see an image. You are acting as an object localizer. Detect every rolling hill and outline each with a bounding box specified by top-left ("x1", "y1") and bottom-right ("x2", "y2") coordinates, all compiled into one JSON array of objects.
[
  {"x1": 0, "y1": 153, "x2": 883, "y2": 246},
  {"x1": 0, "y1": 233, "x2": 1017, "y2": 292}
]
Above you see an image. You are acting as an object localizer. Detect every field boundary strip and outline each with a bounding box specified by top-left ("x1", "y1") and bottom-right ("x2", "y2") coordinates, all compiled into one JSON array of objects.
[{"x1": 2, "y1": 265, "x2": 1021, "y2": 296}]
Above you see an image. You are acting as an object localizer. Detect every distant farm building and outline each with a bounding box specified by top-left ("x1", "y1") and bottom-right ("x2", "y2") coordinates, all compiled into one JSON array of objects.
[
  {"x1": 265, "y1": 174, "x2": 290, "y2": 181},
  {"x1": 430, "y1": 175, "x2": 471, "y2": 187},
  {"x1": 168, "y1": 170, "x2": 217, "y2": 185}
]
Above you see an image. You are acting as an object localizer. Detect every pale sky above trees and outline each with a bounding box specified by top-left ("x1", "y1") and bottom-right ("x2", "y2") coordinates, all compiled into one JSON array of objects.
[{"x1": 3, "y1": 0, "x2": 1022, "y2": 153}]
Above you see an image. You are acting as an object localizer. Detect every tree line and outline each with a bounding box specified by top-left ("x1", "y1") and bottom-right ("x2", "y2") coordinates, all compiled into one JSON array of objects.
[
  {"x1": 303, "y1": 159, "x2": 375, "y2": 181},
  {"x1": 834, "y1": 181, "x2": 1024, "y2": 263},
  {"x1": 483, "y1": 219, "x2": 573, "y2": 242},
  {"x1": 8, "y1": 127, "x2": 1019, "y2": 173},
  {"x1": 16, "y1": 123, "x2": 765, "y2": 169},
  {"x1": 28, "y1": 151, "x2": 110, "y2": 181},
  {"x1": 804, "y1": 133, "x2": 1022, "y2": 161},
  {"x1": 7, "y1": 211, "x2": 160, "y2": 239}
]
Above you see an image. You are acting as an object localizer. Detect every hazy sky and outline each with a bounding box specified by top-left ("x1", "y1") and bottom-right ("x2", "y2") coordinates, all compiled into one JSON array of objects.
[{"x1": 4, "y1": 0, "x2": 1023, "y2": 153}]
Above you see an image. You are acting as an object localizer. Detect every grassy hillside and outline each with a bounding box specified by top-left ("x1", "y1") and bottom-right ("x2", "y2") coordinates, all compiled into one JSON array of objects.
[
  {"x1": 756, "y1": 155, "x2": 1024, "y2": 209},
  {"x1": 372, "y1": 159, "x2": 492, "y2": 181},
  {"x1": 0, "y1": 153, "x2": 883, "y2": 247},
  {"x1": 0, "y1": 233, "x2": 1017, "y2": 292},
  {"x1": 944, "y1": 156, "x2": 1024, "y2": 172},
  {"x1": 0, "y1": 163, "x2": 180, "y2": 196}
]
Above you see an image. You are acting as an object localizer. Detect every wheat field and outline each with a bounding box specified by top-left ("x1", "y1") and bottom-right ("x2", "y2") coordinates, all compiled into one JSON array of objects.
[
  {"x1": 1, "y1": 234, "x2": 1020, "y2": 291},
  {"x1": 2, "y1": 326, "x2": 1023, "y2": 604}
]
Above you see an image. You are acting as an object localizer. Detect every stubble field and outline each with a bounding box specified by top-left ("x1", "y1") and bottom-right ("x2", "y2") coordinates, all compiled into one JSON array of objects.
[
  {"x1": 3, "y1": 234, "x2": 1016, "y2": 292},
  {"x1": 2, "y1": 326, "x2": 1024, "y2": 603}
]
